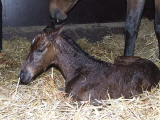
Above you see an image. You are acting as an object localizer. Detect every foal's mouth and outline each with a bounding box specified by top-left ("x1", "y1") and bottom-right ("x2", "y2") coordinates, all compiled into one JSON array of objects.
[
  {"x1": 18, "y1": 66, "x2": 50, "y2": 85},
  {"x1": 18, "y1": 71, "x2": 33, "y2": 85},
  {"x1": 18, "y1": 66, "x2": 35, "y2": 85}
]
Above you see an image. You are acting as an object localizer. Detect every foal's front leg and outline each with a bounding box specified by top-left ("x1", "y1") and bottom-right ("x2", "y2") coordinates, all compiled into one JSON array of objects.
[
  {"x1": 124, "y1": 0, "x2": 146, "y2": 56},
  {"x1": 154, "y1": 0, "x2": 160, "y2": 59}
]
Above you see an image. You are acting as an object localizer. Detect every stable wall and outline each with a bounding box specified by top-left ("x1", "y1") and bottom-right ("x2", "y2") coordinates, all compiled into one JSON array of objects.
[
  {"x1": 1, "y1": 0, "x2": 155, "y2": 43},
  {"x1": 2, "y1": 0, "x2": 154, "y2": 27}
]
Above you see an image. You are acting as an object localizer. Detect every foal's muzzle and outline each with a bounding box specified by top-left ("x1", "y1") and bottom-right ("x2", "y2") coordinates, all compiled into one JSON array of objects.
[{"x1": 18, "y1": 69, "x2": 32, "y2": 85}]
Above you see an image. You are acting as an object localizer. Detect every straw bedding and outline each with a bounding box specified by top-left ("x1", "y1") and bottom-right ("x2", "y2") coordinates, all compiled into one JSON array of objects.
[{"x1": 0, "y1": 19, "x2": 159, "y2": 120}]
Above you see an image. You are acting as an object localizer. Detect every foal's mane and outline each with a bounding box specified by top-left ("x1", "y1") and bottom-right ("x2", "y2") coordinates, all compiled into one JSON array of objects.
[
  {"x1": 42, "y1": 27, "x2": 109, "y2": 65},
  {"x1": 60, "y1": 33, "x2": 109, "y2": 65},
  {"x1": 61, "y1": 33, "x2": 84, "y2": 52}
]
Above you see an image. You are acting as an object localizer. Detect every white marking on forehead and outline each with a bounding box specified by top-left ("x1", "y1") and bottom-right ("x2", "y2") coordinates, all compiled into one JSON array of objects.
[{"x1": 32, "y1": 38, "x2": 35, "y2": 44}]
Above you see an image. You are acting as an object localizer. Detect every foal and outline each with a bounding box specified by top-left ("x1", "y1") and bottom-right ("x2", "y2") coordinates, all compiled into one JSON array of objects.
[{"x1": 19, "y1": 26, "x2": 160, "y2": 104}]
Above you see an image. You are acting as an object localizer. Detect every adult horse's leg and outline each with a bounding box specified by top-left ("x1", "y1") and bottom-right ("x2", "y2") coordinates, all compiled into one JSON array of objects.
[
  {"x1": 124, "y1": 0, "x2": 146, "y2": 56},
  {"x1": 154, "y1": 0, "x2": 160, "y2": 59}
]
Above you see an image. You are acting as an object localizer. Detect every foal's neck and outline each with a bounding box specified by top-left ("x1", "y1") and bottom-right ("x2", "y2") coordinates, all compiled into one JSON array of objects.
[{"x1": 54, "y1": 36, "x2": 106, "y2": 81}]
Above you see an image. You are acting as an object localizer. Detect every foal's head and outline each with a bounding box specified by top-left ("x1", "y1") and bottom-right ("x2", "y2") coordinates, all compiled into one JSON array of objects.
[
  {"x1": 49, "y1": 0, "x2": 79, "y2": 22},
  {"x1": 19, "y1": 26, "x2": 63, "y2": 84}
]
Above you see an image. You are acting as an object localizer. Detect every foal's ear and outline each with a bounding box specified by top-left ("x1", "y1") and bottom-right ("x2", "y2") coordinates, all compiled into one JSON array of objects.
[
  {"x1": 43, "y1": 21, "x2": 55, "y2": 32},
  {"x1": 47, "y1": 26, "x2": 64, "y2": 41},
  {"x1": 51, "y1": 26, "x2": 63, "y2": 36},
  {"x1": 57, "y1": 26, "x2": 64, "y2": 35}
]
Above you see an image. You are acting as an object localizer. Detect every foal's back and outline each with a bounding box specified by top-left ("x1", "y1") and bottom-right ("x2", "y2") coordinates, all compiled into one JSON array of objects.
[
  {"x1": 107, "y1": 56, "x2": 160, "y2": 98},
  {"x1": 67, "y1": 56, "x2": 160, "y2": 101}
]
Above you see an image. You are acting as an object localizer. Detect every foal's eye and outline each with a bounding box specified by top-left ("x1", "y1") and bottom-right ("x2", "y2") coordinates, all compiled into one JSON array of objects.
[{"x1": 37, "y1": 49, "x2": 44, "y2": 53}]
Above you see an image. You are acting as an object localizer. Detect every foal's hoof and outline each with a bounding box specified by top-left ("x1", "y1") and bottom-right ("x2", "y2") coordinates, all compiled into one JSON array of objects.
[
  {"x1": 91, "y1": 99, "x2": 112, "y2": 106},
  {"x1": 90, "y1": 99, "x2": 103, "y2": 106}
]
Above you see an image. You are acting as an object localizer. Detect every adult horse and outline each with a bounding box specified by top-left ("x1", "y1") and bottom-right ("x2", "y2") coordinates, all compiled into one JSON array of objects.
[{"x1": 49, "y1": 0, "x2": 160, "y2": 58}]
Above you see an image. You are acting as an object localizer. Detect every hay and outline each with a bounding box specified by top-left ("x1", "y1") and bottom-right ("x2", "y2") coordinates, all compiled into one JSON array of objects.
[
  {"x1": 77, "y1": 19, "x2": 159, "y2": 63},
  {"x1": 0, "y1": 36, "x2": 30, "y2": 81},
  {"x1": 0, "y1": 18, "x2": 160, "y2": 119}
]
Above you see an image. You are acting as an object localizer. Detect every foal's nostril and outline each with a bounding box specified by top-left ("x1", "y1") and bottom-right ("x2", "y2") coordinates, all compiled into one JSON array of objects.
[
  {"x1": 19, "y1": 70, "x2": 25, "y2": 80},
  {"x1": 19, "y1": 69, "x2": 32, "y2": 85}
]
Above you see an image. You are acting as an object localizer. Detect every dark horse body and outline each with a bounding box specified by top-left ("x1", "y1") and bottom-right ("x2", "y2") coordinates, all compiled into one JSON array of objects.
[
  {"x1": 19, "y1": 26, "x2": 160, "y2": 104},
  {"x1": 49, "y1": 0, "x2": 160, "y2": 58}
]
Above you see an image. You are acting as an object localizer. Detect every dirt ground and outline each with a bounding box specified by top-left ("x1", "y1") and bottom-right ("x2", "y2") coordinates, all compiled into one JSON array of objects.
[{"x1": 0, "y1": 19, "x2": 159, "y2": 120}]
